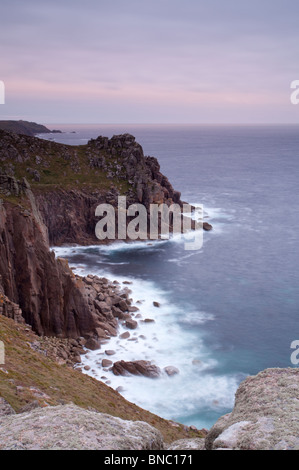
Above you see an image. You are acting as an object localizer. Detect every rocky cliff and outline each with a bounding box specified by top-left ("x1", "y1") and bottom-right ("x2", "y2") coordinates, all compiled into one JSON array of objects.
[
  {"x1": 0, "y1": 130, "x2": 185, "y2": 246},
  {"x1": 0, "y1": 120, "x2": 60, "y2": 137},
  {"x1": 0, "y1": 130, "x2": 186, "y2": 339}
]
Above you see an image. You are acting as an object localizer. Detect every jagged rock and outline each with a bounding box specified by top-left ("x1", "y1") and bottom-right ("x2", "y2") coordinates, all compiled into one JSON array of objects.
[
  {"x1": 117, "y1": 299, "x2": 130, "y2": 312},
  {"x1": 112, "y1": 360, "x2": 161, "y2": 378},
  {"x1": 205, "y1": 368, "x2": 299, "y2": 450},
  {"x1": 0, "y1": 405, "x2": 164, "y2": 450}
]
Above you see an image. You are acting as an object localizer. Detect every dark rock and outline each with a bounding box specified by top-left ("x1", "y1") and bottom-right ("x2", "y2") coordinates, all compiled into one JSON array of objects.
[
  {"x1": 119, "y1": 331, "x2": 130, "y2": 339},
  {"x1": 112, "y1": 360, "x2": 161, "y2": 378},
  {"x1": 125, "y1": 319, "x2": 138, "y2": 330},
  {"x1": 117, "y1": 299, "x2": 130, "y2": 312},
  {"x1": 203, "y1": 222, "x2": 213, "y2": 231},
  {"x1": 85, "y1": 338, "x2": 101, "y2": 351},
  {"x1": 102, "y1": 359, "x2": 113, "y2": 368},
  {"x1": 105, "y1": 350, "x2": 116, "y2": 356}
]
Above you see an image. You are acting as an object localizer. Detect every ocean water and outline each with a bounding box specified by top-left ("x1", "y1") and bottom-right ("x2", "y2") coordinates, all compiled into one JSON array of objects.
[{"x1": 40, "y1": 124, "x2": 299, "y2": 429}]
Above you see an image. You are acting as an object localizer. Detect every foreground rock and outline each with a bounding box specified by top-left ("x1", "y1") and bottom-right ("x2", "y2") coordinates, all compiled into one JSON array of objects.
[
  {"x1": 205, "y1": 368, "x2": 299, "y2": 450},
  {"x1": 167, "y1": 438, "x2": 206, "y2": 450},
  {"x1": 0, "y1": 404, "x2": 164, "y2": 450},
  {"x1": 112, "y1": 360, "x2": 161, "y2": 378}
]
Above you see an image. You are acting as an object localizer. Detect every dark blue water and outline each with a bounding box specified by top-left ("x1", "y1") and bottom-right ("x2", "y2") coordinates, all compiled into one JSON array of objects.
[{"x1": 41, "y1": 124, "x2": 299, "y2": 429}]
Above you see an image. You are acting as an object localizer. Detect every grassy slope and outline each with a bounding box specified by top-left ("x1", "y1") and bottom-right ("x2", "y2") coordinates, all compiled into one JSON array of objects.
[{"x1": 0, "y1": 315, "x2": 203, "y2": 444}]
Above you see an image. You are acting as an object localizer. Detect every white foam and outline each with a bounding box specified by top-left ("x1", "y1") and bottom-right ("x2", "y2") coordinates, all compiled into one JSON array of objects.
[
  {"x1": 179, "y1": 311, "x2": 215, "y2": 326},
  {"x1": 53, "y1": 244, "x2": 239, "y2": 427}
]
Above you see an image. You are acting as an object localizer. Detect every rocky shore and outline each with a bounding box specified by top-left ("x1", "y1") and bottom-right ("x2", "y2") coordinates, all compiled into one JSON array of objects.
[
  {"x1": 0, "y1": 127, "x2": 297, "y2": 451},
  {"x1": 0, "y1": 129, "x2": 189, "y2": 339}
]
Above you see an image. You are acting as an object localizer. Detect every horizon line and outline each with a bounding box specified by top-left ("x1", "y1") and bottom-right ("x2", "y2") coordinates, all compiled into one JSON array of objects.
[{"x1": 41, "y1": 122, "x2": 299, "y2": 126}]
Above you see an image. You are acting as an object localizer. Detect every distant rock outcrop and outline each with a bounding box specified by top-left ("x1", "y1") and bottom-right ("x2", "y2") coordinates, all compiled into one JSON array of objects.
[{"x1": 0, "y1": 120, "x2": 60, "y2": 137}]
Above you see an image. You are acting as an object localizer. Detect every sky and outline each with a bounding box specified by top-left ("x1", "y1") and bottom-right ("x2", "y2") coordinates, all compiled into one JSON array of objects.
[{"x1": 1, "y1": 0, "x2": 299, "y2": 124}]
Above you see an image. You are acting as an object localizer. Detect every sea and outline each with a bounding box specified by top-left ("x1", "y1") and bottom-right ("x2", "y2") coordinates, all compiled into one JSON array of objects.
[{"x1": 37, "y1": 124, "x2": 299, "y2": 430}]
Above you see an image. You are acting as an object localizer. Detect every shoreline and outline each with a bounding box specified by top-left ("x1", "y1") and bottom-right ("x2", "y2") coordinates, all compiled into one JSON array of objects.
[{"x1": 52, "y1": 228, "x2": 238, "y2": 430}]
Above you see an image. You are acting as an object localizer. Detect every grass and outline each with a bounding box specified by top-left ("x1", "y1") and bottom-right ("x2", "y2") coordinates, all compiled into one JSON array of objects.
[
  {"x1": 0, "y1": 137, "x2": 132, "y2": 196},
  {"x1": 0, "y1": 315, "x2": 204, "y2": 444}
]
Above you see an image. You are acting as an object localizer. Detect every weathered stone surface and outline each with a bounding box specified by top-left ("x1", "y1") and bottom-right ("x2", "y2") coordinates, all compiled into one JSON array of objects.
[
  {"x1": 112, "y1": 360, "x2": 161, "y2": 378},
  {"x1": 0, "y1": 405, "x2": 164, "y2": 450},
  {"x1": 167, "y1": 438, "x2": 206, "y2": 450},
  {"x1": 0, "y1": 398, "x2": 16, "y2": 418},
  {"x1": 205, "y1": 368, "x2": 299, "y2": 450}
]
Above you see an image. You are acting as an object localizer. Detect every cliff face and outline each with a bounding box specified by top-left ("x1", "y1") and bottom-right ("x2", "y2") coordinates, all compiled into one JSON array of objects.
[
  {"x1": 0, "y1": 183, "x2": 97, "y2": 337},
  {"x1": 0, "y1": 120, "x2": 58, "y2": 137},
  {"x1": 34, "y1": 134, "x2": 184, "y2": 246},
  {"x1": 0, "y1": 130, "x2": 184, "y2": 246},
  {"x1": 0, "y1": 130, "x2": 185, "y2": 338}
]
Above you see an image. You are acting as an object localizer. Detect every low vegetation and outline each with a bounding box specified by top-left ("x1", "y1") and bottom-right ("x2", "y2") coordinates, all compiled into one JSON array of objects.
[{"x1": 0, "y1": 315, "x2": 203, "y2": 444}]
